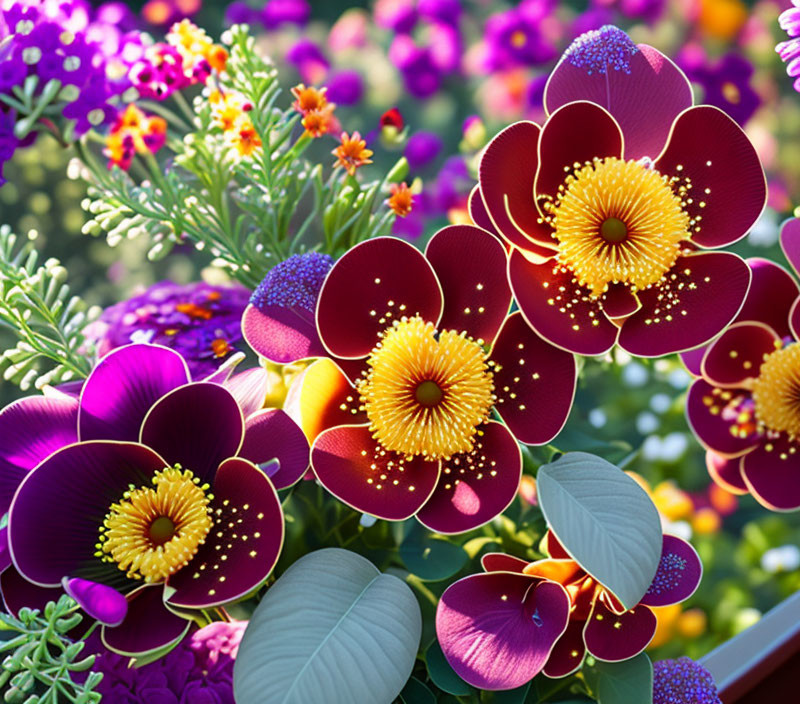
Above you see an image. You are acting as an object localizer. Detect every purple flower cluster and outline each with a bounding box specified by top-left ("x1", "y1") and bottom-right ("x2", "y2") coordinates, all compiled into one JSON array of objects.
[
  {"x1": 85, "y1": 280, "x2": 250, "y2": 378},
  {"x1": 778, "y1": 1, "x2": 800, "y2": 93},
  {"x1": 224, "y1": 0, "x2": 310, "y2": 31},
  {"x1": 93, "y1": 620, "x2": 247, "y2": 703},
  {"x1": 653, "y1": 658, "x2": 722, "y2": 704},
  {"x1": 0, "y1": 0, "x2": 143, "y2": 180}
]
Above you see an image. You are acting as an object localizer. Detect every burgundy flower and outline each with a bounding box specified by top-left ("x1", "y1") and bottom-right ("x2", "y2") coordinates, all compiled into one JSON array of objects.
[
  {"x1": 685, "y1": 219, "x2": 800, "y2": 511},
  {"x1": 476, "y1": 25, "x2": 765, "y2": 357},
  {"x1": 436, "y1": 531, "x2": 702, "y2": 689},
  {"x1": 244, "y1": 231, "x2": 576, "y2": 533},
  {"x1": 0, "y1": 344, "x2": 309, "y2": 655}
]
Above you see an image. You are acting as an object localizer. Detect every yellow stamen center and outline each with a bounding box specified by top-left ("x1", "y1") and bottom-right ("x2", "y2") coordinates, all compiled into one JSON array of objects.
[
  {"x1": 752, "y1": 344, "x2": 800, "y2": 438},
  {"x1": 97, "y1": 467, "x2": 213, "y2": 583},
  {"x1": 550, "y1": 157, "x2": 690, "y2": 297},
  {"x1": 358, "y1": 316, "x2": 494, "y2": 460}
]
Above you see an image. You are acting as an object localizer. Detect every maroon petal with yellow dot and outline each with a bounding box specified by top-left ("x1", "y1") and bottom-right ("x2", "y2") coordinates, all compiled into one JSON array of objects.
[
  {"x1": 424, "y1": 224, "x2": 512, "y2": 346},
  {"x1": 655, "y1": 106, "x2": 766, "y2": 250},
  {"x1": 686, "y1": 378, "x2": 759, "y2": 458},
  {"x1": 490, "y1": 311, "x2": 576, "y2": 445},
  {"x1": 139, "y1": 382, "x2": 245, "y2": 485},
  {"x1": 416, "y1": 421, "x2": 522, "y2": 534},
  {"x1": 533, "y1": 101, "x2": 623, "y2": 206},
  {"x1": 311, "y1": 424, "x2": 440, "y2": 521},
  {"x1": 700, "y1": 322, "x2": 780, "y2": 388},
  {"x1": 102, "y1": 584, "x2": 191, "y2": 656},
  {"x1": 602, "y1": 284, "x2": 641, "y2": 322},
  {"x1": 509, "y1": 250, "x2": 619, "y2": 356},
  {"x1": 617, "y1": 252, "x2": 751, "y2": 357},
  {"x1": 640, "y1": 535, "x2": 702, "y2": 608},
  {"x1": 316, "y1": 237, "x2": 443, "y2": 359},
  {"x1": 582, "y1": 599, "x2": 657, "y2": 662},
  {"x1": 737, "y1": 258, "x2": 799, "y2": 340},
  {"x1": 741, "y1": 436, "x2": 800, "y2": 511},
  {"x1": 543, "y1": 619, "x2": 588, "y2": 678},
  {"x1": 478, "y1": 121, "x2": 556, "y2": 249},
  {"x1": 544, "y1": 27, "x2": 692, "y2": 160},
  {"x1": 166, "y1": 457, "x2": 284, "y2": 609}
]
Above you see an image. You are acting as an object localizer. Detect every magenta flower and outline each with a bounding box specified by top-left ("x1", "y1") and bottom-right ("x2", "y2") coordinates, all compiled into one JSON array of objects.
[
  {"x1": 778, "y1": 1, "x2": 800, "y2": 93},
  {"x1": 244, "y1": 231, "x2": 576, "y2": 533},
  {"x1": 437, "y1": 531, "x2": 702, "y2": 689},
  {"x1": 0, "y1": 344, "x2": 309, "y2": 655},
  {"x1": 685, "y1": 219, "x2": 800, "y2": 511},
  {"x1": 476, "y1": 25, "x2": 765, "y2": 357}
]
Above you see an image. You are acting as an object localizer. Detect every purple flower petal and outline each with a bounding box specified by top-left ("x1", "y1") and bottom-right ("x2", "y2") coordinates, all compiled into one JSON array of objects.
[
  {"x1": 0, "y1": 394, "x2": 78, "y2": 515},
  {"x1": 79, "y1": 345, "x2": 190, "y2": 442},
  {"x1": 417, "y1": 422, "x2": 522, "y2": 534},
  {"x1": 223, "y1": 367, "x2": 269, "y2": 418},
  {"x1": 706, "y1": 450, "x2": 748, "y2": 495},
  {"x1": 436, "y1": 572, "x2": 570, "y2": 690},
  {"x1": 167, "y1": 457, "x2": 283, "y2": 608},
  {"x1": 583, "y1": 599, "x2": 656, "y2": 661},
  {"x1": 1, "y1": 565, "x2": 62, "y2": 616},
  {"x1": 239, "y1": 409, "x2": 310, "y2": 490},
  {"x1": 63, "y1": 577, "x2": 128, "y2": 626},
  {"x1": 640, "y1": 535, "x2": 702, "y2": 607},
  {"x1": 102, "y1": 585, "x2": 191, "y2": 656},
  {"x1": 9, "y1": 441, "x2": 167, "y2": 586},
  {"x1": 543, "y1": 619, "x2": 587, "y2": 678},
  {"x1": 140, "y1": 382, "x2": 244, "y2": 484},
  {"x1": 780, "y1": 217, "x2": 800, "y2": 279}
]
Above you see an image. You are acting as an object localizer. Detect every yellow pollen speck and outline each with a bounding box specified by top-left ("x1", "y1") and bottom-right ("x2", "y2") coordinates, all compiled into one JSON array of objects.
[
  {"x1": 550, "y1": 157, "x2": 690, "y2": 296},
  {"x1": 358, "y1": 316, "x2": 494, "y2": 460},
  {"x1": 98, "y1": 467, "x2": 213, "y2": 583},
  {"x1": 752, "y1": 344, "x2": 800, "y2": 438}
]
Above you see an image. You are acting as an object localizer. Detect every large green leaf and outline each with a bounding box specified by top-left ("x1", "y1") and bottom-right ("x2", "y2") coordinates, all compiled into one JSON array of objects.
[
  {"x1": 425, "y1": 640, "x2": 473, "y2": 696},
  {"x1": 593, "y1": 653, "x2": 653, "y2": 704},
  {"x1": 399, "y1": 523, "x2": 468, "y2": 582},
  {"x1": 536, "y1": 452, "x2": 661, "y2": 609},
  {"x1": 234, "y1": 548, "x2": 422, "y2": 704}
]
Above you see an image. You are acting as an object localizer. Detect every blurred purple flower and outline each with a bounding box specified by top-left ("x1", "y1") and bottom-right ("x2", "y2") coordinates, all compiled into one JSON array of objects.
[
  {"x1": 589, "y1": 0, "x2": 666, "y2": 24},
  {"x1": 778, "y1": 1, "x2": 800, "y2": 93},
  {"x1": 405, "y1": 131, "x2": 442, "y2": 169},
  {"x1": 679, "y1": 49, "x2": 760, "y2": 125},
  {"x1": 374, "y1": 0, "x2": 417, "y2": 33},
  {"x1": 225, "y1": 1, "x2": 260, "y2": 26},
  {"x1": 418, "y1": 0, "x2": 462, "y2": 26},
  {"x1": 427, "y1": 21, "x2": 461, "y2": 73},
  {"x1": 286, "y1": 38, "x2": 328, "y2": 84},
  {"x1": 483, "y1": 0, "x2": 558, "y2": 71},
  {"x1": 86, "y1": 280, "x2": 250, "y2": 378},
  {"x1": 263, "y1": 0, "x2": 310, "y2": 29},
  {"x1": 653, "y1": 658, "x2": 721, "y2": 704},
  {"x1": 0, "y1": 108, "x2": 18, "y2": 186},
  {"x1": 94, "y1": 621, "x2": 247, "y2": 703},
  {"x1": 326, "y1": 69, "x2": 364, "y2": 105},
  {"x1": 390, "y1": 35, "x2": 442, "y2": 98}
]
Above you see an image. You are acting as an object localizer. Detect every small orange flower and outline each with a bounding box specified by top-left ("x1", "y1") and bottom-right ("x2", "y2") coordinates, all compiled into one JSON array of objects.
[
  {"x1": 210, "y1": 90, "x2": 251, "y2": 133},
  {"x1": 301, "y1": 105, "x2": 336, "y2": 138},
  {"x1": 206, "y1": 45, "x2": 228, "y2": 73},
  {"x1": 105, "y1": 104, "x2": 167, "y2": 170},
  {"x1": 291, "y1": 84, "x2": 331, "y2": 114},
  {"x1": 332, "y1": 131, "x2": 373, "y2": 176},
  {"x1": 230, "y1": 122, "x2": 262, "y2": 157},
  {"x1": 387, "y1": 182, "x2": 414, "y2": 217}
]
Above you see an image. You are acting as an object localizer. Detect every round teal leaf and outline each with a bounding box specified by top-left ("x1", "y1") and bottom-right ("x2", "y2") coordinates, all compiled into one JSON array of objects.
[
  {"x1": 425, "y1": 640, "x2": 473, "y2": 696},
  {"x1": 593, "y1": 653, "x2": 653, "y2": 704},
  {"x1": 400, "y1": 528, "x2": 468, "y2": 582},
  {"x1": 536, "y1": 452, "x2": 661, "y2": 609},
  {"x1": 234, "y1": 548, "x2": 422, "y2": 704}
]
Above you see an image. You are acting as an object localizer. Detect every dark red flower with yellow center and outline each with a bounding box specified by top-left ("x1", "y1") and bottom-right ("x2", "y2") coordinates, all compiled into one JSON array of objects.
[
  {"x1": 243, "y1": 229, "x2": 577, "y2": 533},
  {"x1": 685, "y1": 219, "x2": 800, "y2": 511},
  {"x1": 474, "y1": 25, "x2": 765, "y2": 357}
]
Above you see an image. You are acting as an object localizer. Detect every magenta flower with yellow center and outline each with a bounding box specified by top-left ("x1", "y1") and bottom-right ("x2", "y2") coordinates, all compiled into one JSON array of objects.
[{"x1": 475, "y1": 25, "x2": 765, "y2": 357}]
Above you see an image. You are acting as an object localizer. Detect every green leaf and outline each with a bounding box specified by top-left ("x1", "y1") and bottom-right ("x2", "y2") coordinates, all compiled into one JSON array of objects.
[
  {"x1": 593, "y1": 654, "x2": 653, "y2": 704},
  {"x1": 425, "y1": 640, "x2": 472, "y2": 696},
  {"x1": 490, "y1": 681, "x2": 531, "y2": 703},
  {"x1": 399, "y1": 676, "x2": 436, "y2": 704},
  {"x1": 234, "y1": 548, "x2": 421, "y2": 704},
  {"x1": 536, "y1": 452, "x2": 661, "y2": 609},
  {"x1": 399, "y1": 524, "x2": 468, "y2": 582}
]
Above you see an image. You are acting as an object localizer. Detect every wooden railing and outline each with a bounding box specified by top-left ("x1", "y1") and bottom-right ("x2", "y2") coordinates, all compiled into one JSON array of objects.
[{"x1": 699, "y1": 589, "x2": 800, "y2": 702}]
